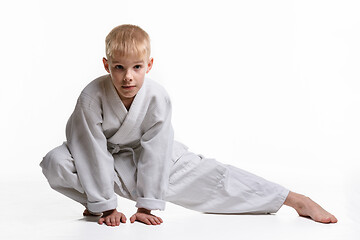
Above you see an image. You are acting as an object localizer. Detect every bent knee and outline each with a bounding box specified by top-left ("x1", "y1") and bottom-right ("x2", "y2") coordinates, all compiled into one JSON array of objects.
[
  {"x1": 40, "y1": 143, "x2": 70, "y2": 169},
  {"x1": 40, "y1": 144, "x2": 74, "y2": 183}
]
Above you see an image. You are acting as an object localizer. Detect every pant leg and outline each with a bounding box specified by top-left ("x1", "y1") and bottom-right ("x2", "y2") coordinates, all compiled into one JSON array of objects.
[
  {"x1": 40, "y1": 143, "x2": 136, "y2": 210},
  {"x1": 40, "y1": 142, "x2": 88, "y2": 207},
  {"x1": 166, "y1": 151, "x2": 289, "y2": 214}
]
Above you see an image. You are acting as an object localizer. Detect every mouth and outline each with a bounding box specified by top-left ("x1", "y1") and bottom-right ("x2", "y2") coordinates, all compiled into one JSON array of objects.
[{"x1": 121, "y1": 85, "x2": 136, "y2": 90}]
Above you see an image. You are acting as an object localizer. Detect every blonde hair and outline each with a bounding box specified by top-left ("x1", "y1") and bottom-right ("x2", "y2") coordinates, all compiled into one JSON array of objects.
[{"x1": 105, "y1": 24, "x2": 151, "y2": 61}]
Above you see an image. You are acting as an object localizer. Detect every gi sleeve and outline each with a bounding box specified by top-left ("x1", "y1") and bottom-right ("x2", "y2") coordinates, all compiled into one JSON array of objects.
[
  {"x1": 66, "y1": 93, "x2": 117, "y2": 213},
  {"x1": 135, "y1": 96, "x2": 174, "y2": 211}
]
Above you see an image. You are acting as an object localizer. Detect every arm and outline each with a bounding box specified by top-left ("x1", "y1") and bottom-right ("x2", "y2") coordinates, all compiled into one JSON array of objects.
[
  {"x1": 136, "y1": 96, "x2": 174, "y2": 210},
  {"x1": 131, "y1": 96, "x2": 174, "y2": 224},
  {"x1": 66, "y1": 93, "x2": 118, "y2": 214}
]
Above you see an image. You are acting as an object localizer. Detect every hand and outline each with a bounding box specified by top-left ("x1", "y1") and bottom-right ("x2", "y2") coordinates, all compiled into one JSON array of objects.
[
  {"x1": 130, "y1": 208, "x2": 163, "y2": 225},
  {"x1": 98, "y1": 209, "x2": 127, "y2": 226}
]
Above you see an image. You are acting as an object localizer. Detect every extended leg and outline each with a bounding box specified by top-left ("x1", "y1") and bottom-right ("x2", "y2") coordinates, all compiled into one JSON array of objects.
[{"x1": 166, "y1": 152, "x2": 288, "y2": 214}]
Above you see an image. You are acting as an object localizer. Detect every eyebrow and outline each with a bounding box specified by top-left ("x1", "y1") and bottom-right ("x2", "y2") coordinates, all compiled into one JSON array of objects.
[{"x1": 112, "y1": 61, "x2": 145, "y2": 64}]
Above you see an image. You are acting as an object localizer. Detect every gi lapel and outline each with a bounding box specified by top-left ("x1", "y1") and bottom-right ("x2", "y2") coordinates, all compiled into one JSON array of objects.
[
  {"x1": 105, "y1": 75, "x2": 128, "y2": 124},
  {"x1": 106, "y1": 77, "x2": 147, "y2": 143}
]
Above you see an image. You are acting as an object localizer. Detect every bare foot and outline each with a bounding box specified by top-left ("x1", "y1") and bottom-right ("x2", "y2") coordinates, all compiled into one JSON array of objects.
[{"x1": 284, "y1": 192, "x2": 338, "y2": 223}]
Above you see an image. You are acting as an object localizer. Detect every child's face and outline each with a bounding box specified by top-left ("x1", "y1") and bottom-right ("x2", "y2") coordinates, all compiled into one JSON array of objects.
[{"x1": 103, "y1": 53, "x2": 153, "y2": 104}]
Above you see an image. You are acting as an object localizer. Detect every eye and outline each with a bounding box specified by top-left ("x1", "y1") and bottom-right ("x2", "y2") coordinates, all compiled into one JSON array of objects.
[
  {"x1": 134, "y1": 65, "x2": 142, "y2": 69},
  {"x1": 115, "y1": 65, "x2": 124, "y2": 70}
]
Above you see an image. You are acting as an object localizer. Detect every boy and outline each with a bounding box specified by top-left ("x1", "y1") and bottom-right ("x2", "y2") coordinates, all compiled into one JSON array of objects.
[{"x1": 40, "y1": 24, "x2": 337, "y2": 226}]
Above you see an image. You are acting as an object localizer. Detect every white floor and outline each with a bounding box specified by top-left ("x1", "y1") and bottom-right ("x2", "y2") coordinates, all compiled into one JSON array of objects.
[{"x1": 1, "y1": 167, "x2": 359, "y2": 240}]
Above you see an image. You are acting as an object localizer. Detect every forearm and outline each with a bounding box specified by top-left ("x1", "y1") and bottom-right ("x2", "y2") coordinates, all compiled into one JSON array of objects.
[{"x1": 67, "y1": 108, "x2": 117, "y2": 213}]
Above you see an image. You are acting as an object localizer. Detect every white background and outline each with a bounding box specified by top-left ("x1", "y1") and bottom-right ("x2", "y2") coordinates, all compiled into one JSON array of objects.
[{"x1": 0, "y1": 0, "x2": 359, "y2": 239}]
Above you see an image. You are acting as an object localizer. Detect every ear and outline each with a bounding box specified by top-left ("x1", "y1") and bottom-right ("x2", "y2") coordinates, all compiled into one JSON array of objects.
[
  {"x1": 103, "y1": 57, "x2": 110, "y2": 73},
  {"x1": 146, "y1": 58, "x2": 154, "y2": 74}
]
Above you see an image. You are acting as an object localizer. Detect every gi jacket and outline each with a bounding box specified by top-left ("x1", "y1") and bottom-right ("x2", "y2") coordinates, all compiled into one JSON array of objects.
[{"x1": 65, "y1": 75, "x2": 187, "y2": 213}]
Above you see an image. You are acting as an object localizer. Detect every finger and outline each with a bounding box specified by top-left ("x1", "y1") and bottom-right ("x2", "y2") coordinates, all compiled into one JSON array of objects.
[
  {"x1": 121, "y1": 214, "x2": 127, "y2": 223},
  {"x1": 106, "y1": 217, "x2": 111, "y2": 226},
  {"x1": 130, "y1": 214, "x2": 136, "y2": 223},
  {"x1": 153, "y1": 217, "x2": 161, "y2": 225},
  {"x1": 143, "y1": 218, "x2": 151, "y2": 225},
  {"x1": 98, "y1": 217, "x2": 104, "y2": 225},
  {"x1": 112, "y1": 216, "x2": 118, "y2": 226},
  {"x1": 149, "y1": 217, "x2": 158, "y2": 225},
  {"x1": 110, "y1": 216, "x2": 116, "y2": 226},
  {"x1": 157, "y1": 217, "x2": 163, "y2": 223},
  {"x1": 115, "y1": 215, "x2": 120, "y2": 226}
]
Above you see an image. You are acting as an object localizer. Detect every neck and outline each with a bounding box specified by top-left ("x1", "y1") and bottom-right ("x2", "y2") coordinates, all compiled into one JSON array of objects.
[{"x1": 121, "y1": 98, "x2": 134, "y2": 111}]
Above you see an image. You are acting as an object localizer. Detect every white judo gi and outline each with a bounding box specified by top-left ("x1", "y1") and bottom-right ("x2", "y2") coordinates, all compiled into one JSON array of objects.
[{"x1": 40, "y1": 75, "x2": 289, "y2": 214}]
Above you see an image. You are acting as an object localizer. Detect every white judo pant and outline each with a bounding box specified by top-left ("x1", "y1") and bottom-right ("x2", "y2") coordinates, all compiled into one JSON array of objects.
[{"x1": 40, "y1": 143, "x2": 289, "y2": 214}]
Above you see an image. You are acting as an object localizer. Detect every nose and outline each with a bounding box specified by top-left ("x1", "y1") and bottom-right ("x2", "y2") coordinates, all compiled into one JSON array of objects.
[{"x1": 124, "y1": 69, "x2": 133, "y2": 81}]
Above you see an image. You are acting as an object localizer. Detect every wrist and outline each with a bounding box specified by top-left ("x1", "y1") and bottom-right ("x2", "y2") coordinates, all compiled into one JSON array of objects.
[
  {"x1": 103, "y1": 209, "x2": 117, "y2": 215},
  {"x1": 137, "y1": 208, "x2": 151, "y2": 214}
]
